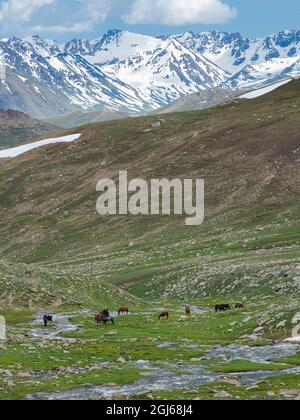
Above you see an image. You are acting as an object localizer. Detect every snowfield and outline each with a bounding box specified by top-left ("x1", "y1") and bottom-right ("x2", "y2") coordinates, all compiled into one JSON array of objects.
[
  {"x1": 0, "y1": 134, "x2": 81, "y2": 158},
  {"x1": 239, "y1": 79, "x2": 292, "y2": 99}
]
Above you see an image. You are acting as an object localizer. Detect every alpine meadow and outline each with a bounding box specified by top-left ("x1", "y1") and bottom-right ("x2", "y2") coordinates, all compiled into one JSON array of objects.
[{"x1": 0, "y1": 0, "x2": 299, "y2": 402}]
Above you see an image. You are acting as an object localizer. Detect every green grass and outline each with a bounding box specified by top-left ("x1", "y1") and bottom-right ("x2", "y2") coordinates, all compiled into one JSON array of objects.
[
  {"x1": 0, "y1": 368, "x2": 142, "y2": 401},
  {"x1": 1, "y1": 297, "x2": 299, "y2": 400},
  {"x1": 210, "y1": 360, "x2": 291, "y2": 373}
]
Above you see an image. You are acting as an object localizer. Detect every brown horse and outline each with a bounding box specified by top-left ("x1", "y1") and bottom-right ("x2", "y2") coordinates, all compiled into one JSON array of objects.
[
  {"x1": 118, "y1": 306, "x2": 129, "y2": 315},
  {"x1": 159, "y1": 311, "x2": 169, "y2": 320},
  {"x1": 95, "y1": 312, "x2": 115, "y2": 326},
  {"x1": 95, "y1": 313, "x2": 102, "y2": 325},
  {"x1": 235, "y1": 303, "x2": 244, "y2": 309},
  {"x1": 185, "y1": 305, "x2": 191, "y2": 315}
]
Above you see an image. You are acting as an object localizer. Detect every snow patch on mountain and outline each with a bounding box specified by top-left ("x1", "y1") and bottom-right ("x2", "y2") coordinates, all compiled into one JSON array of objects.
[
  {"x1": 282, "y1": 58, "x2": 300, "y2": 77},
  {"x1": 239, "y1": 79, "x2": 292, "y2": 99},
  {"x1": 0, "y1": 134, "x2": 81, "y2": 158}
]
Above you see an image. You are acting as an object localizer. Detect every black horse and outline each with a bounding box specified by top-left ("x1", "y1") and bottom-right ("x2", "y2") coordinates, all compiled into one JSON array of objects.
[
  {"x1": 215, "y1": 304, "x2": 231, "y2": 313},
  {"x1": 43, "y1": 315, "x2": 53, "y2": 326},
  {"x1": 159, "y1": 311, "x2": 169, "y2": 320}
]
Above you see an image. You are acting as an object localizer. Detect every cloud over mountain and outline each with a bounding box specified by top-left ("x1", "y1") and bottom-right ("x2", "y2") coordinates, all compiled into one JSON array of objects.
[
  {"x1": 0, "y1": 0, "x2": 54, "y2": 26},
  {"x1": 0, "y1": 0, "x2": 238, "y2": 35},
  {"x1": 0, "y1": 0, "x2": 112, "y2": 34},
  {"x1": 123, "y1": 0, "x2": 237, "y2": 25}
]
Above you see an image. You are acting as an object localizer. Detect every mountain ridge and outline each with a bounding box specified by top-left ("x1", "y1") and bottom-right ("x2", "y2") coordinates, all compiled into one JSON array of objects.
[{"x1": 0, "y1": 29, "x2": 300, "y2": 119}]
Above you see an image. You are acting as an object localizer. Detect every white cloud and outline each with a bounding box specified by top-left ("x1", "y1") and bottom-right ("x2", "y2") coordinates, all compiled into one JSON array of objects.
[
  {"x1": 0, "y1": 0, "x2": 112, "y2": 33},
  {"x1": 0, "y1": 0, "x2": 54, "y2": 25},
  {"x1": 31, "y1": 0, "x2": 111, "y2": 34},
  {"x1": 0, "y1": 0, "x2": 238, "y2": 35},
  {"x1": 123, "y1": 0, "x2": 237, "y2": 26}
]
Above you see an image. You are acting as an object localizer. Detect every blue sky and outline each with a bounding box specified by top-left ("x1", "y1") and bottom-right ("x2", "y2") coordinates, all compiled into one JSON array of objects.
[{"x1": 0, "y1": 0, "x2": 299, "y2": 41}]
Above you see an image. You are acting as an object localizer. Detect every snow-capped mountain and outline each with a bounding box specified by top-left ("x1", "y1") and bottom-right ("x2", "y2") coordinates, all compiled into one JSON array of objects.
[
  {"x1": 224, "y1": 57, "x2": 299, "y2": 89},
  {"x1": 0, "y1": 32, "x2": 229, "y2": 117},
  {"x1": 94, "y1": 37, "x2": 229, "y2": 106},
  {"x1": 23, "y1": 34, "x2": 61, "y2": 57},
  {"x1": 0, "y1": 36, "x2": 150, "y2": 117},
  {"x1": 174, "y1": 30, "x2": 300, "y2": 74},
  {"x1": 64, "y1": 30, "x2": 161, "y2": 65},
  {"x1": 64, "y1": 31, "x2": 230, "y2": 106},
  {"x1": 61, "y1": 28, "x2": 300, "y2": 90},
  {"x1": 0, "y1": 29, "x2": 300, "y2": 118}
]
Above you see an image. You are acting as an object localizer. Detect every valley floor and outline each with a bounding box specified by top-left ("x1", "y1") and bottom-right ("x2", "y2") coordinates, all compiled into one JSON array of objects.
[{"x1": 1, "y1": 298, "x2": 299, "y2": 400}]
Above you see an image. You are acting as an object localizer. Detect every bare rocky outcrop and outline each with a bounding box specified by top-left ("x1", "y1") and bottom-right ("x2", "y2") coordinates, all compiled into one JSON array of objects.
[{"x1": 0, "y1": 109, "x2": 58, "y2": 150}]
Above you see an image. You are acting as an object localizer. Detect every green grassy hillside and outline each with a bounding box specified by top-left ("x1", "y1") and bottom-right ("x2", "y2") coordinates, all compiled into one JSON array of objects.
[
  {"x1": 0, "y1": 81, "x2": 299, "y2": 298},
  {"x1": 0, "y1": 260, "x2": 139, "y2": 311},
  {"x1": 0, "y1": 81, "x2": 299, "y2": 400}
]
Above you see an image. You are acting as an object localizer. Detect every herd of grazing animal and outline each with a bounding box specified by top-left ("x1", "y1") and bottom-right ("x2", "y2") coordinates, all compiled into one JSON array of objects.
[
  {"x1": 215, "y1": 303, "x2": 245, "y2": 312},
  {"x1": 42, "y1": 303, "x2": 244, "y2": 327}
]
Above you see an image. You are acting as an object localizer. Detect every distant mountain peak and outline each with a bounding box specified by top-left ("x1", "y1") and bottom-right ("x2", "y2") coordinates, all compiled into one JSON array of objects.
[{"x1": 1, "y1": 29, "x2": 300, "y2": 118}]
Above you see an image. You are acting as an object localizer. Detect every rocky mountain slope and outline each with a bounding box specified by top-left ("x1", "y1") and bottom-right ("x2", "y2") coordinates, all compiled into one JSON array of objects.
[
  {"x1": 0, "y1": 77, "x2": 299, "y2": 403},
  {"x1": 42, "y1": 109, "x2": 132, "y2": 129},
  {"x1": 89, "y1": 36, "x2": 230, "y2": 106},
  {"x1": 0, "y1": 109, "x2": 57, "y2": 149},
  {"x1": 0, "y1": 260, "x2": 137, "y2": 309},
  {"x1": 0, "y1": 37, "x2": 150, "y2": 118},
  {"x1": 1, "y1": 30, "x2": 300, "y2": 118},
  {"x1": 156, "y1": 87, "x2": 245, "y2": 114}
]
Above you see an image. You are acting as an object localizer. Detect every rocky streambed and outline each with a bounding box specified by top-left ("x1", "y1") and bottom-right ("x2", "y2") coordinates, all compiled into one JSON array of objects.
[
  {"x1": 26, "y1": 311, "x2": 300, "y2": 400},
  {"x1": 27, "y1": 355, "x2": 300, "y2": 400}
]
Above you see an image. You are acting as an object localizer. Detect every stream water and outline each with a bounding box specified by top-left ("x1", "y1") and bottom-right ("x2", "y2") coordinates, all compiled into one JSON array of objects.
[
  {"x1": 26, "y1": 311, "x2": 300, "y2": 400},
  {"x1": 29, "y1": 311, "x2": 89, "y2": 342},
  {"x1": 205, "y1": 343, "x2": 299, "y2": 363},
  {"x1": 27, "y1": 360, "x2": 300, "y2": 400}
]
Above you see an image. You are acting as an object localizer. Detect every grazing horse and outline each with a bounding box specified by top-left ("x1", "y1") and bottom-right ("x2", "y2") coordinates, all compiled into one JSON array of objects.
[
  {"x1": 159, "y1": 311, "x2": 169, "y2": 320},
  {"x1": 43, "y1": 315, "x2": 53, "y2": 327},
  {"x1": 215, "y1": 304, "x2": 231, "y2": 313},
  {"x1": 235, "y1": 303, "x2": 244, "y2": 309},
  {"x1": 95, "y1": 313, "x2": 103, "y2": 326},
  {"x1": 185, "y1": 305, "x2": 191, "y2": 315},
  {"x1": 118, "y1": 306, "x2": 129, "y2": 316},
  {"x1": 95, "y1": 312, "x2": 115, "y2": 326}
]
